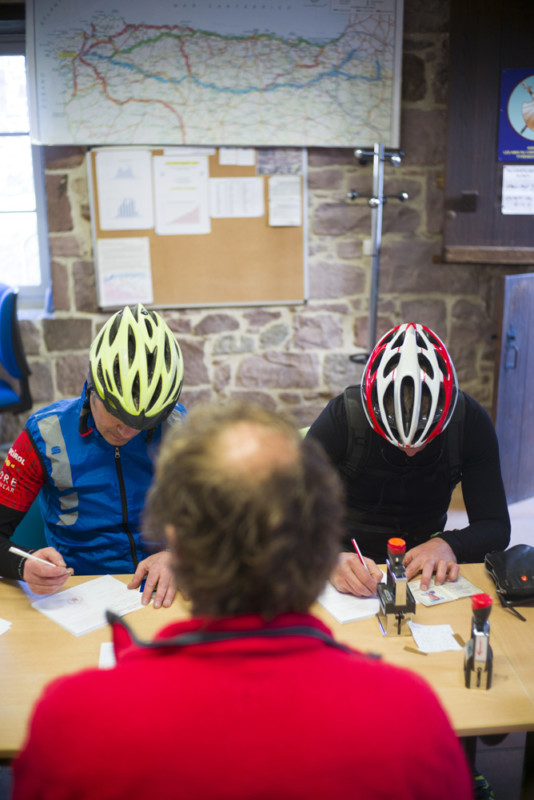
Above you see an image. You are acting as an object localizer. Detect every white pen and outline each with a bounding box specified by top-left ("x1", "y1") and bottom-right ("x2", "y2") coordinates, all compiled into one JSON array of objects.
[{"x1": 9, "y1": 546, "x2": 67, "y2": 570}]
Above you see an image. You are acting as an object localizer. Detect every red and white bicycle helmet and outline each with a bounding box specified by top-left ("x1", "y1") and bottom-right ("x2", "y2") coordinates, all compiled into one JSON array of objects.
[{"x1": 361, "y1": 322, "x2": 458, "y2": 449}]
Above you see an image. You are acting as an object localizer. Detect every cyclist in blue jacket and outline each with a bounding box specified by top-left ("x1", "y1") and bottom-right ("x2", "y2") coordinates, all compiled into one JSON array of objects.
[{"x1": 0, "y1": 304, "x2": 186, "y2": 608}]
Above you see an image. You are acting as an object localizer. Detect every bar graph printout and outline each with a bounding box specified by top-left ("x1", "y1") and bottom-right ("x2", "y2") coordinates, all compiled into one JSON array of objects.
[
  {"x1": 95, "y1": 149, "x2": 154, "y2": 230},
  {"x1": 26, "y1": 0, "x2": 403, "y2": 147}
]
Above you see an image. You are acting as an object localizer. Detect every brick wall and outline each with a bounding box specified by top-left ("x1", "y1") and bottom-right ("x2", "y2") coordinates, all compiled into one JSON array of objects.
[{"x1": 0, "y1": 0, "x2": 522, "y2": 443}]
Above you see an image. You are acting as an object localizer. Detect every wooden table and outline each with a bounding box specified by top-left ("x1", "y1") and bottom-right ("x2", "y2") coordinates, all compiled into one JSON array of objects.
[
  {"x1": 1, "y1": 564, "x2": 533, "y2": 760},
  {"x1": 313, "y1": 564, "x2": 534, "y2": 739}
]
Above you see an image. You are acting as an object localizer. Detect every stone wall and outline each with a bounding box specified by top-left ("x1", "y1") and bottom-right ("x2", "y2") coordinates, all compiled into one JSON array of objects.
[{"x1": 0, "y1": 0, "x2": 525, "y2": 444}]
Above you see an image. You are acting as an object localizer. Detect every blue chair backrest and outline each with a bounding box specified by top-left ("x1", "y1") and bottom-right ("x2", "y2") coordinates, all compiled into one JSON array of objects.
[
  {"x1": 0, "y1": 283, "x2": 28, "y2": 380},
  {"x1": 11, "y1": 496, "x2": 47, "y2": 551}
]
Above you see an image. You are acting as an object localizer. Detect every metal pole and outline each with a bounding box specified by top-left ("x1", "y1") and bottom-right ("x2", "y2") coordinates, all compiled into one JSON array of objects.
[
  {"x1": 348, "y1": 146, "x2": 407, "y2": 362},
  {"x1": 368, "y1": 142, "x2": 385, "y2": 350}
]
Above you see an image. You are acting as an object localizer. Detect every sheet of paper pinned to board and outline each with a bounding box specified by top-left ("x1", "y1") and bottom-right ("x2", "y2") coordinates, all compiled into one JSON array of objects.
[
  {"x1": 96, "y1": 237, "x2": 153, "y2": 308},
  {"x1": 219, "y1": 147, "x2": 256, "y2": 166},
  {"x1": 95, "y1": 149, "x2": 154, "y2": 231},
  {"x1": 209, "y1": 177, "x2": 264, "y2": 218},
  {"x1": 268, "y1": 175, "x2": 302, "y2": 226},
  {"x1": 153, "y1": 154, "x2": 211, "y2": 235}
]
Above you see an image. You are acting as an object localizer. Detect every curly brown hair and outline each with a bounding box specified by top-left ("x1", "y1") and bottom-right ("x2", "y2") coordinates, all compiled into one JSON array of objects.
[{"x1": 144, "y1": 401, "x2": 345, "y2": 619}]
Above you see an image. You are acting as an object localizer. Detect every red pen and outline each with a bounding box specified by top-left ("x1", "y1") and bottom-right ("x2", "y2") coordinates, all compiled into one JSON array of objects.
[{"x1": 351, "y1": 538, "x2": 370, "y2": 574}]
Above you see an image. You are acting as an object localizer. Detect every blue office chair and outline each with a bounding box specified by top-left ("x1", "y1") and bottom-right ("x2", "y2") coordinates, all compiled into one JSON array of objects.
[{"x1": 0, "y1": 283, "x2": 32, "y2": 414}]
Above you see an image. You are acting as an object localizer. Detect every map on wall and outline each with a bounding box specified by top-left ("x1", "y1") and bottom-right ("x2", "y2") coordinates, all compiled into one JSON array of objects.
[{"x1": 26, "y1": 0, "x2": 403, "y2": 148}]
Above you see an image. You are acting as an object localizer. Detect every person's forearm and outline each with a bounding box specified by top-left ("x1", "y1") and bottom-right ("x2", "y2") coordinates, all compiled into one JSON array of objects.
[
  {"x1": 452, "y1": 400, "x2": 511, "y2": 563},
  {"x1": 438, "y1": 518, "x2": 510, "y2": 563},
  {"x1": 0, "y1": 501, "x2": 30, "y2": 579},
  {"x1": 0, "y1": 531, "x2": 28, "y2": 580}
]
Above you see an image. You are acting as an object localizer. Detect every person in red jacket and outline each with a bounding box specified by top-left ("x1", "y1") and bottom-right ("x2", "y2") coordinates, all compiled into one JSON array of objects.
[{"x1": 13, "y1": 402, "x2": 472, "y2": 800}]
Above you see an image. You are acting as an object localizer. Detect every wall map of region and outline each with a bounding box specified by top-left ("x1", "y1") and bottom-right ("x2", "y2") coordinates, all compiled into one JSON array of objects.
[{"x1": 27, "y1": 0, "x2": 403, "y2": 147}]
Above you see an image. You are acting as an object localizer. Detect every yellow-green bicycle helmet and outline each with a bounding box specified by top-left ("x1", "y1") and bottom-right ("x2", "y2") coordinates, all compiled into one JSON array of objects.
[{"x1": 89, "y1": 304, "x2": 184, "y2": 430}]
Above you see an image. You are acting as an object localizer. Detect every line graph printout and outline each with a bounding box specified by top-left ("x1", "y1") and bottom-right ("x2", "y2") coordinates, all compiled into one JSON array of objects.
[{"x1": 27, "y1": 0, "x2": 403, "y2": 147}]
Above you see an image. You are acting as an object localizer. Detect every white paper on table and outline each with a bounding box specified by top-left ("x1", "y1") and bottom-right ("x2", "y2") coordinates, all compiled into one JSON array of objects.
[
  {"x1": 0, "y1": 617, "x2": 11, "y2": 636},
  {"x1": 99, "y1": 641, "x2": 117, "y2": 669},
  {"x1": 317, "y1": 571, "x2": 385, "y2": 624},
  {"x1": 408, "y1": 621, "x2": 462, "y2": 653},
  {"x1": 409, "y1": 574, "x2": 482, "y2": 607},
  {"x1": 31, "y1": 575, "x2": 145, "y2": 637}
]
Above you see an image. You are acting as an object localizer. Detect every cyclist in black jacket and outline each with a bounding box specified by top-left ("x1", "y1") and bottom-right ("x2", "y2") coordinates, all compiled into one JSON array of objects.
[{"x1": 307, "y1": 322, "x2": 510, "y2": 598}]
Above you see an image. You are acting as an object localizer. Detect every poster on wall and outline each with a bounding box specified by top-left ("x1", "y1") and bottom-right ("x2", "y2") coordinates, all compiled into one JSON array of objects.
[
  {"x1": 26, "y1": 0, "x2": 404, "y2": 148},
  {"x1": 498, "y1": 68, "x2": 534, "y2": 161}
]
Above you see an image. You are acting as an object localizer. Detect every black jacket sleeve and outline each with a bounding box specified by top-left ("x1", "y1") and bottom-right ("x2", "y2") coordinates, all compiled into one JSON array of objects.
[
  {"x1": 438, "y1": 394, "x2": 511, "y2": 562},
  {"x1": 0, "y1": 504, "x2": 30, "y2": 579}
]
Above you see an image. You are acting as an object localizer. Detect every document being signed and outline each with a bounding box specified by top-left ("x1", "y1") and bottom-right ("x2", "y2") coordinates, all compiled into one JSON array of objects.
[{"x1": 31, "y1": 575, "x2": 145, "y2": 636}]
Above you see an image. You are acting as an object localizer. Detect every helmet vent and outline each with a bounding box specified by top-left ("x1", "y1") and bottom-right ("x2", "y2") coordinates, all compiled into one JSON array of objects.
[
  {"x1": 425, "y1": 330, "x2": 440, "y2": 348},
  {"x1": 415, "y1": 331, "x2": 428, "y2": 349},
  {"x1": 418, "y1": 354, "x2": 434, "y2": 378},
  {"x1": 435, "y1": 351, "x2": 447, "y2": 376},
  {"x1": 96, "y1": 361, "x2": 105, "y2": 391},
  {"x1": 147, "y1": 377, "x2": 162, "y2": 411},
  {"x1": 113, "y1": 355, "x2": 122, "y2": 394},
  {"x1": 145, "y1": 345, "x2": 156, "y2": 380},
  {"x1": 391, "y1": 331, "x2": 405, "y2": 349},
  {"x1": 383, "y1": 353, "x2": 400, "y2": 376},
  {"x1": 164, "y1": 337, "x2": 172, "y2": 370},
  {"x1": 399, "y1": 379, "x2": 415, "y2": 436},
  {"x1": 108, "y1": 317, "x2": 120, "y2": 345},
  {"x1": 127, "y1": 326, "x2": 136, "y2": 366},
  {"x1": 369, "y1": 350, "x2": 383, "y2": 374},
  {"x1": 132, "y1": 373, "x2": 140, "y2": 409}
]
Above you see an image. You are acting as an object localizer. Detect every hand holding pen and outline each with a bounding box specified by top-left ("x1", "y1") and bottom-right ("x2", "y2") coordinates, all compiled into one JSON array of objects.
[
  {"x1": 330, "y1": 540, "x2": 382, "y2": 598},
  {"x1": 9, "y1": 546, "x2": 73, "y2": 595},
  {"x1": 351, "y1": 539, "x2": 371, "y2": 573}
]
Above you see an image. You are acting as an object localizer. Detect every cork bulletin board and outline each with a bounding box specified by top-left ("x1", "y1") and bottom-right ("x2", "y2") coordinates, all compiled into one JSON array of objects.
[{"x1": 87, "y1": 147, "x2": 307, "y2": 309}]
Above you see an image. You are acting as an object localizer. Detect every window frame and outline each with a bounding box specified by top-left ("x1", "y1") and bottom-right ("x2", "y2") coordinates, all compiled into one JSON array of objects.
[{"x1": 0, "y1": 21, "x2": 51, "y2": 311}]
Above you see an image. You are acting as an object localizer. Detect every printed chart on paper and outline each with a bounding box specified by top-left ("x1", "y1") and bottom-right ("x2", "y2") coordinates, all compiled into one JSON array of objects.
[{"x1": 27, "y1": 0, "x2": 403, "y2": 147}]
